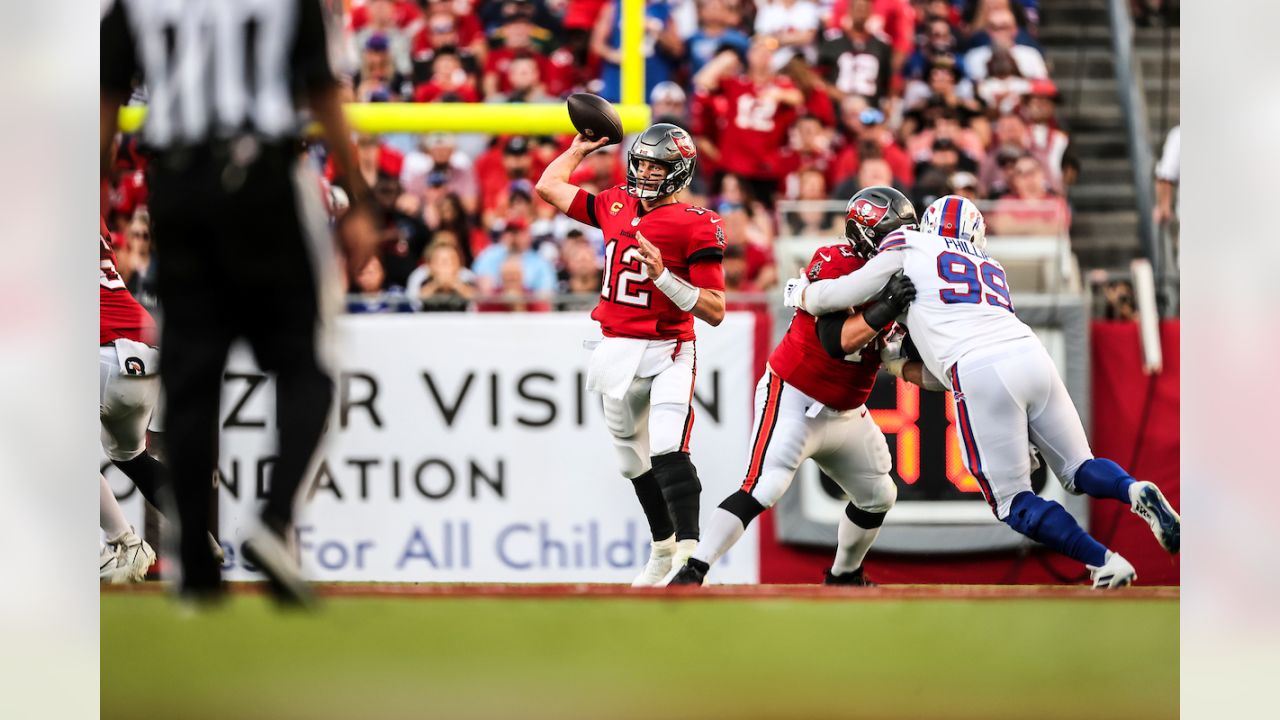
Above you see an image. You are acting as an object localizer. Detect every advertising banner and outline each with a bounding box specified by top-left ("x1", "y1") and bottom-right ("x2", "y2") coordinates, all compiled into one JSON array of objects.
[{"x1": 193, "y1": 313, "x2": 759, "y2": 583}]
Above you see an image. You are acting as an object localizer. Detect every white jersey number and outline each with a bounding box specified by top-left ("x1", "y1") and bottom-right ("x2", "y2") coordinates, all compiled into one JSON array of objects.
[{"x1": 601, "y1": 239, "x2": 652, "y2": 308}]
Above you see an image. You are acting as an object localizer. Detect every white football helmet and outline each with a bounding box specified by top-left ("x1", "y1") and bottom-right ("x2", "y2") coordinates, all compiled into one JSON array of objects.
[{"x1": 919, "y1": 195, "x2": 987, "y2": 250}]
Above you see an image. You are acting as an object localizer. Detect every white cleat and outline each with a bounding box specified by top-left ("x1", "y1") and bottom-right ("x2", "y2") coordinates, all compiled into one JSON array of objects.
[
  {"x1": 658, "y1": 539, "x2": 699, "y2": 587},
  {"x1": 1129, "y1": 481, "x2": 1180, "y2": 554},
  {"x1": 632, "y1": 535, "x2": 677, "y2": 587},
  {"x1": 1088, "y1": 551, "x2": 1137, "y2": 590},
  {"x1": 100, "y1": 531, "x2": 156, "y2": 584},
  {"x1": 243, "y1": 526, "x2": 314, "y2": 606}
]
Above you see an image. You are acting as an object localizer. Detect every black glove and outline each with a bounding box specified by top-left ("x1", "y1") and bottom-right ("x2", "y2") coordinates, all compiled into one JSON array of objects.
[{"x1": 862, "y1": 272, "x2": 916, "y2": 329}]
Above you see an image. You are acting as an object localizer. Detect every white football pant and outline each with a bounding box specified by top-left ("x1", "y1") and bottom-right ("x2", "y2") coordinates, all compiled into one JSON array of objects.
[
  {"x1": 99, "y1": 341, "x2": 160, "y2": 462},
  {"x1": 947, "y1": 337, "x2": 1094, "y2": 519},
  {"x1": 739, "y1": 370, "x2": 896, "y2": 513},
  {"x1": 601, "y1": 340, "x2": 697, "y2": 478}
]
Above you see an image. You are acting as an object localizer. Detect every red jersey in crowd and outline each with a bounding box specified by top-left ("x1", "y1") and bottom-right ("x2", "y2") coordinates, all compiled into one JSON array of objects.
[
  {"x1": 711, "y1": 76, "x2": 800, "y2": 181},
  {"x1": 567, "y1": 185, "x2": 726, "y2": 341},
  {"x1": 767, "y1": 243, "x2": 886, "y2": 411},
  {"x1": 483, "y1": 48, "x2": 569, "y2": 97},
  {"x1": 100, "y1": 218, "x2": 155, "y2": 346}
]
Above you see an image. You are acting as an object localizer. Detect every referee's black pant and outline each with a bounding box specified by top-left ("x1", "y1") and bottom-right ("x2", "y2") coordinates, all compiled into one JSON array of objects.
[{"x1": 148, "y1": 141, "x2": 334, "y2": 591}]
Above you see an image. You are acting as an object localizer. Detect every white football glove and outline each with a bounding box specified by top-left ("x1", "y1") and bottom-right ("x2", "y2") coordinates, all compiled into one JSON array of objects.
[
  {"x1": 880, "y1": 339, "x2": 908, "y2": 379},
  {"x1": 782, "y1": 275, "x2": 810, "y2": 310}
]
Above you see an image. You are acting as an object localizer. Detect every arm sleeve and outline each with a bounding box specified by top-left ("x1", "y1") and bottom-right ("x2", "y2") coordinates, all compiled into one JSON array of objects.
[
  {"x1": 101, "y1": 0, "x2": 140, "y2": 96},
  {"x1": 803, "y1": 249, "x2": 905, "y2": 315},
  {"x1": 566, "y1": 188, "x2": 600, "y2": 227},
  {"x1": 815, "y1": 313, "x2": 851, "y2": 360},
  {"x1": 689, "y1": 260, "x2": 725, "y2": 292},
  {"x1": 292, "y1": 0, "x2": 337, "y2": 95}
]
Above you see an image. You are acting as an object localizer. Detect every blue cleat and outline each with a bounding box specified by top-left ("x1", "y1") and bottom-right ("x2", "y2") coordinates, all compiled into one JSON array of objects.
[{"x1": 1129, "y1": 481, "x2": 1180, "y2": 554}]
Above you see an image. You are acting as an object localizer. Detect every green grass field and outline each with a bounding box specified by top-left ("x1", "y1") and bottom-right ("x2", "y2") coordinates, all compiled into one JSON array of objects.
[{"x1": 102, "y1": 585, "x2": 1177, "y2": 720}]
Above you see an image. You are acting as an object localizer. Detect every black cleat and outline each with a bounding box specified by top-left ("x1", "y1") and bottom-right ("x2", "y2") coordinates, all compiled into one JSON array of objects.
[
  {"x1": 823, "y1": 567, "x2": 877, "y2": 587},
  {"x1": 667, "y1": 558, "x2": 709, "y2": 586}
]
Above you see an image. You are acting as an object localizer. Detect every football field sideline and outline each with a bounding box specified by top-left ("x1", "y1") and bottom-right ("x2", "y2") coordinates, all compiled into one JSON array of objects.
[{"x1": 102, "y1": 583, "x2": 1177, "y2": 720}]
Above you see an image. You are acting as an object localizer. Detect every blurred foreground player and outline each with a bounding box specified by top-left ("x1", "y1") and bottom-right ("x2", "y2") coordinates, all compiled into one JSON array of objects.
[
  {"x1": 99, "y1": 218, "x2": 224, "y2": 583},
  {"x1": 537, "y1": 125, "x2": 726, "y2": 585},
  {"x1": 786, "y1": 196, "x2": 1181, "y2": 589},
  {"x1": 102, "y1": 0, "x2": 377, "y2": 604},
  {"x1": 99, "y1": 217, "x2": 159, "y2": 582},
  {"x1": 670, "y1": 187, "x2": 919, "y2": 587}
]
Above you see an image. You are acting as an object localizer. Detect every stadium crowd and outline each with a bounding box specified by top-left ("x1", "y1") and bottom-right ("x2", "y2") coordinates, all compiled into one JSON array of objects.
[{"x1": 103, "y1": 0, "x2": 1076, "y2": 314}]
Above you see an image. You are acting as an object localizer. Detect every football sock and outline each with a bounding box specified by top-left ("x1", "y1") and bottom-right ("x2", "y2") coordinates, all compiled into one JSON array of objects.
[
  {"x1": 692, "y1": 508, "x2": 747, "y2": 565},
  {"x1": 99, "y1": 474, "x2": 132, "y2": 543},
  {"x1": 113, "y1": 453, "x2": 173, "y2": 517},
  {"x1": 1004, "y1": 491, "x2": 1108, "y2": 567},
  {"x1": 831, "y1": 503, "x2": 886, "y2": 575},
  {"x1": 651, "y1": 451, "x2": 702, "y2": 541},
  {"x1": 1072, "y1": 458, "x2": 1136, "y2": 503},
  {"x1": 629, "y1": 470, "x2": 675, "y2": 541}
]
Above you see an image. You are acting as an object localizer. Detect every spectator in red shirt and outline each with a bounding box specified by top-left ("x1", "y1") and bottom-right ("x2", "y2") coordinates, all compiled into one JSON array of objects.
[
  {"x1": 492, "y1": 55, "x2": 555, "y2": 103},
  {"x1": 778, "y1": 56, "x2": 838, "y2": 127},
  {"x1": 1022, "y1": 79, "x2": 1077, "y2": 191},
  {"x1": 402, "y1": 133, "x2": 479, "y2": 212},
  {"x1": 476, "y1": 136, "x2": 545, "y2": 226},
  {"x1": 979, "y1": 112, "x2": 1031, "y2": 196},
  {"x1": 720, "y1": 207, "x2": 778, "y2": 289},
  {"x1": 817, "y1": 0, "x2": 894, "y2": 105},
  {"x1": 693, "y1": 39, "x2": 804, "y2": 204},
  {"x1": 414, "y1": 48, "x2": 481, "y2": 102},
  {"x1": 723, "y1": 244, "x2": 759, "y2": 293},
  {"x1": 783, "y1": 115, "x2": 838, "y2": 195},
  {"x1": 410, "y1": 10, "x2": 483, "y2": 87},
  {"x1": 829, "y1": 99, "x2": 913, "y2": 189},
  {"x1": 483, "y1": 11, "x2": 566, "y2": 98},
  {"x1": 906, "y1": 104, "x2": 986, "y2": 167},
  {"x1": 988, "y1": 155, "x2": 1070, "y2": 236}
]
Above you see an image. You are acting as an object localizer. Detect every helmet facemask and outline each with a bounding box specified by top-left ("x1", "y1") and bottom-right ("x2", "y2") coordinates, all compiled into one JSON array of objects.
[
  {"x1": 625, "y1": 123, "x2": 696, "y2": 201},
  {"x1": 844, "y1": 217, "x2": 880, "y2": 259}
]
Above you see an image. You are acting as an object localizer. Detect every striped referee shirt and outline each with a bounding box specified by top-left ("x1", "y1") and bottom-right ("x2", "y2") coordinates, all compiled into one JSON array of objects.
[{"x1": 101, "y1": 0, "x2": 337, "y2": 149}]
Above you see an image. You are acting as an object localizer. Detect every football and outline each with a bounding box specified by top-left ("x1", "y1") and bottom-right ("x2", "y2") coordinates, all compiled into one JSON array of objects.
[{"x1": 567, "y1": 93, "x2": 625, "y2": 146}]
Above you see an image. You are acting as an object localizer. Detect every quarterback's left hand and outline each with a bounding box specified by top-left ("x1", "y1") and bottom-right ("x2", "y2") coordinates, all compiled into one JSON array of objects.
[
  {"x1": 782, "y1": 274, "x2": 810, "y2": 310},
  {"x1": 634, "y1": 232, "x2": 665, "y2": 280}
]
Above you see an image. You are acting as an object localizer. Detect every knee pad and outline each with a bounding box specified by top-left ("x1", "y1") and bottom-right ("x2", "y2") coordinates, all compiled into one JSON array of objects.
[
  {"x1": 845, "y1": 501, "x2": 887, "y2": 530},
  {"x1": 719, "y1": 489, "x2": 767, "y2": 526},
  {"x1": 851, "y1": 474, "x2": 897, "y2": 515},
  {"x1": 651, "y1": 451, "x2": 701, "y2": 500},
  {"x1": 1004, "y1": 491, "x2": 1064, "y2": 536},
  {"x1": 613, "y1": 442, "x2": 650, "y2": 479}
]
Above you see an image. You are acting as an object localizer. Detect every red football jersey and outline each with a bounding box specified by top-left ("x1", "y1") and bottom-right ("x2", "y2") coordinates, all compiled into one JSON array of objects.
[
  {"x1": 767, "y1": 243, "x2": 885, "y2": 410},
  {"x1": 568, "y1": 185, "x2": 726, "y2": 341},
  {"x1": 100, "y1": 218, "x2": 155, "y2": 346},
  {"x1": 713, "y1": 76, "x2": 800, "y2": 181}
]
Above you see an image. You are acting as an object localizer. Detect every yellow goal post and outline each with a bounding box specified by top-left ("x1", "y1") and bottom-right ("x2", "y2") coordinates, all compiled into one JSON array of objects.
[{"x1": 116, "y1": 0, "x2": 651, "y2": 137}]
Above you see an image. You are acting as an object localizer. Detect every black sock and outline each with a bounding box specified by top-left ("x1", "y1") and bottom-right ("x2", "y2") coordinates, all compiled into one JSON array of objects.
[
  {"x1": 112, "y1": 453, "x2": 172, "y2": 517},
  {"x1": 651, "y1": 452, "x2": 702, "y2": 541},
  {"x1": 630, "y1": 470, "x2": 675, "y2": 541}
]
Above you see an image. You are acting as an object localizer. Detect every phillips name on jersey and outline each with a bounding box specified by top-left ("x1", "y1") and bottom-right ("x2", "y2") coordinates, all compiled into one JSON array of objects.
[{"x1": 568, "y1": 184, "x2": 726, "y2": 341}]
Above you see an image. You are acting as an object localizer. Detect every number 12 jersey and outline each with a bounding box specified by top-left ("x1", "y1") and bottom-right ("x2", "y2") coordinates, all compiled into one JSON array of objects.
[{"x1": 568, "y1": 185, "x2": 726, "y2": 341}]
